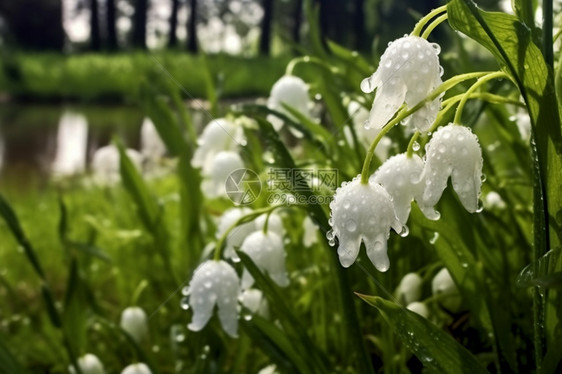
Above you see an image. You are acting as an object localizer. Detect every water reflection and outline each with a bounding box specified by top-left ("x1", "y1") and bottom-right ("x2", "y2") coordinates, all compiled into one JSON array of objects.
[{"x1": 51, "y1": 111, "x2": 88, "y2": 176}]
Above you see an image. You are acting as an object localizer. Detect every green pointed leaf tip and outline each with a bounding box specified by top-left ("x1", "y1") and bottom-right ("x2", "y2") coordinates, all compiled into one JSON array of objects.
[{"x1": 357, "y1": 294, "x2": 488, "y2": 374}]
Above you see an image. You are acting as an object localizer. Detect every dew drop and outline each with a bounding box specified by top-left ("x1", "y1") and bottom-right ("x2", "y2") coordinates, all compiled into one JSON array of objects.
[
  {"x1": 243, "y1": 314, "x2": 253, "y2": 321},
  {"x1": 360, "y1": 77, "x2": 374, "y2": 93},
  {"x1": 176, "y1": 333, "x2": 186, "y2": 342},
  {"x1": 412, "y1": 141, "x2": 420, "y2": 151},
  {"x1": 345, "y1": 219, "x2": 358, "y2": 232},
  {"x1": 439, "y1": 66, "x2": 444, "y2": 77},
  {"x1": 343, "y1": 200, "x2": 351, "y2": 209},
  {"x1": 328, "y1": 239, "x2": 336, "y2": 246},
  {"x1": 180, "y1": 297, "x2": 190, "y2": 310},
  {"x1": 461, "y1": 262, "x2": 469, "y2": 268},
  {"x1": 429, "y1": 232, "x2": 439, "y2": 244},
  {"x1": 476, "y1": 200, "x2": 484, "y2": 213},
  {"x1": 480, "y1": 173, "x2": 487, "y2": 182},
  {"x1": 204, "y1": 281, "x2": 212, "y2": 289},
  {"x1": 314, "y1": 93, "x2": 322, "y2": 100},
  {"x1": 431, "y1": 43, "x2": 441, "y2": 54},
  {"x1": 181, "y1": 286, "x2": 190, "y2": 296},
  {"x1": 399, "y1": 225, "x2": 410, "y2": 237}
]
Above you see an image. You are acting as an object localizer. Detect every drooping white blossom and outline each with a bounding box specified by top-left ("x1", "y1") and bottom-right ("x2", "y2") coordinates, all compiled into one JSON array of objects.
[
  {"x1": 239, "y1": 231, "x2": 289, "y2": 289},
  {"x1": 91, "y1": 145, "x2": 142, "y2": 185},
  {"x1": 406, "y1": 301, "x2": 429, "y2": 318},
  {"x1": 422, "y1": 124, "x2": 483, "y2": 213},
  {"x1": 119, "y1": 306, "x2": 149, "y2": 343},
  {"x1": 371, "y1": 153, "x2": 439, "y2": 224},
  {"x1": 255, "y1": 213, "x2": 284, "y2": 237},
  {"x1": 52, "y1": 111, "x2": 88, "y2": 177},
  {"x1": 484, "y1": 191, "x2": 506, "y2": 210},
  {"x1": 303, "y1": 215, "x2": 319, "y2": 247},
  {"x1": 327, "y1": 175, "x2": 403, "y2": 271},
  {"x1": 120, "y1": 363, "x2": 152, "y2": 374},
  {"x1": 239, "y1": 288, "x2": 269, "y2": 317},
  {"x1": 346, "y1": 101, "x2": 392, "y2": 160},
  {"x1": 267, "y1": 75, "x2": 311, "y2": 135},
  {"x1": 217, "y1": 208, "x2": 256, "y2": 259},
  {"x1": 68, "y1": 354, "x2": 105, "y2": 374},
  {"x1": 258, "y1": 364, "x2": 279, "y2": 374},
  {"x1": 395, "y1": 272, "x2": 423, "y2": 305},
  {"x1": 360, "y1": 35, "x2": 443, "y2": 132},
  {"x1": 187, "y1": 260, "x2": 240, "y2": 338},
  {"x1": 140, "y1": 118, "x2": 166, "y2": 161},
  {"x1": 201, "y1": 151, "x2": 245, "y2": 198},
  {"x1": 432, "y1": 267, "x2": 462, "y2": 312},
  {"x1": 192, "y1": 118, "x2": 245, "y2": 170}
]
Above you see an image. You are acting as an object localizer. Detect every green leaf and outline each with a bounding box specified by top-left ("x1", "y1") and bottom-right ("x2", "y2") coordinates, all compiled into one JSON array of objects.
[
  {"x1": 0, "y1": 339, "x2": 28, "y2": 374},
  {"x1": 62, "y1": 258, "x2": 87, "y2": 361},
  {"x1": 0, "y1": 194, "x2": 45, "y2": 280},
  {"x1": 357, "y1": 294, "x2": 489, "y2": 374}
]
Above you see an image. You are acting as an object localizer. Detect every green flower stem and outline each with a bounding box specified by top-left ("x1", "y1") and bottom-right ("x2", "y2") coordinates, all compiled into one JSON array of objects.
[
  {"x1": 286, "y1": 56, "x2": 339, "y2": 76},
  {"x1": 543, "y1": 0, "x2": 554, "y2": 68},
  {"x1": 453, "y1": 71, "x2": 510, "y2": 124},
  {"x1": 360, "y1": 71, "x2": 493, "y2": 184},
  {"x1": 411, "y1": 5, "x2": 448, "y2": 37},
  {"x1": 213, "y1": 205, "x2": 281, "y2": 261},
  {"x1": 406, "y1": 131, "x2": 420, "y2": 158},
  {"x1": 421, "y1": 14, "x2": 449, "y2": 39}
]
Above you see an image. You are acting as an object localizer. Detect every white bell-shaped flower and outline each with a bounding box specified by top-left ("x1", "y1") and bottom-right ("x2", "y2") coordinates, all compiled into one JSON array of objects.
[
  {"x1": 192, "y1": 118, "x2": 245, "y2": 170},
  {"x1": 395, "y1": 272, "x2": 423, "y2": 305},
  {"x1": 92, "y1": 145, "x2": 142, "y2": 185},
  {"x1": 239, "y1": 231, "x2": 289, "y2": 289},
  {"x1": 187, "y1": 260, "x2": 240, "y2": 338},
  {"x1": 140, "y1": 118, "x2": 166, "y2": 161},
  {"x1": 484, "y1": 191, "x2": 506, "y2": 210},
  {"x1": 68, "y1": 354, "x2": 105, "y2": 374},
  {"x1": 121, "y1": 363, "x2": 152, "y2": 374},
  {"x1": 361, "y1": 35, "x2": 443, "y2": 132},
  {"x1": 327, "y1": 175, "x2": 403, "y2": 271},
  {"x1": 255, "y1": 213, "x2": 284, "y2": 237},
  {"x1": 371, "y1": 153, "x2": 439, "y2": 224},
  {"x1": 217, "y1": 208, "x2": 256, "y2": 259},
  {"x1": 432, "y1": 267, "x2": 462, "y2": 312},
  {"x1": 422, "y1": 124, "x2": 483, "y2": 213},
  {"x1": 346, "y1": 101, "x2": 392, "y2": 160},
  {"x1": 239, "y1": 288, "x2": 269, "y2": 317},
  {"x1": 267, "y1": 75, "x2": 311, "y2": 135},
  {"x1": 258, "y1": 364, "x2": 279, "y2": 374},
  {"x1": 303, "y1": 215, "x2": 319, "y2": 247},
  {"x1": 406, "y1": 301, "x2": 429, "y2": 318},
  {"x1": 201, "y1": 151, "x2": 245, "y2": 198},
  {"x1": 119, "y1": 306, "x2": 148, "y2": 342}
]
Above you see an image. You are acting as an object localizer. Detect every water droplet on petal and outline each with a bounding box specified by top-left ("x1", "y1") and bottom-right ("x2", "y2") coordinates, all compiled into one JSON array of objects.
[
  {"x1": 180, "y1": 297, "x2": 190, "y2": 310},
  {"x1": 243, "y1": 314, "x2": 253, "y2": 321},
  {"x1": 399, "y1": 225, "x2": 409, "y2": 237},
  {"x1": 412, "y1": 141, "x2": 420, "y2": 151},
  {"x1": 360, "y1": 77, "x2": 374, "y2": 93},
  {"x1": 481, "y1": 173, "x2": 487, "y2": 182},
  {"x1": 476, "y1": 200, "x2": 484, "y2": 213},
  {"x1": 429, "y1": 232, "x2": 439, "y2": 244},
  {"x1": 181, "y1": 286, "x2": 190, "y2": 296},
  {"x1": 345, "y1": 219, "x2": 358, "y2": 232},
  {"x1": 431, "y1": 43, "x2": 441, "y2": 54}
]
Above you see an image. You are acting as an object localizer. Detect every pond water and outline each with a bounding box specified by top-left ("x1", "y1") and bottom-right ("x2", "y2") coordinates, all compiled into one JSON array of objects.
[{"x1": 0, "y1": 103, "x2": 207, "y2": 191}]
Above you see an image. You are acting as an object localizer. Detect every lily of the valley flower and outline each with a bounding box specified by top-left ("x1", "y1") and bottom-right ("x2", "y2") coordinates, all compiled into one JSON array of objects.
[
  {"x1": 346, "y1": 101, "x2": 392, "y2": 160},
  {"x1": 267, "y1": 75, "x2": 311, "y2": 135},
  {"x1": 239, "y1": 288, "x2": 269, "y2": 317},
  {"x1": 371, "y1": 153, "x2": 439, "y2": 224},
  {"x1": 361, "y1": 35, "x2": 443, "y2": 132},
  {"x1": 187, "y1": 260, "x2": 240, "y2": 338},
  {"x1": 327, "y1": 175, "x2": 403, "y2": 271},
  {"x1": 422, "y1": 124, "x2": 483, "y2": 213},
  {"x1": 406, "y1": 301, "x2": 429, "y2": 318},
  {"x1": 119, "y1": 306, "x2": 148, "y2": 343},
  {"x1": 121, "y1": 363, "x2": 152, "y2": 374},
  {"x1": 239, "y1": 231, "x2": 289, "y2": 289},
  {"x1": 140, "y1": 118, "x2": 166, "y2": 161},
  {"x1": 69, "y1": 354, "x2": 105, "y2": 374},
  {"x1": 192, "y1": 118, "x2": 245, "y2": 170},
  {"x1": 395, "y1": 272, "x2": 423, "y2": 305},
  {"x1": 92, "y1": 145, "x2": 142, "y2": 185},
  {"x1": 201, "y1": 151, "x2": 245, "y2": 198},
  {"x1": 432, "y1": 267, "x2": 462, "y2": 312}
]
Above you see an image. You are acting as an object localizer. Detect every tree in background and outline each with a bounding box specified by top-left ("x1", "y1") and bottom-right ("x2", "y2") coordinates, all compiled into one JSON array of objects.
[
  {"x1": 133, "y1": 0, "x2": 148, "y2": 49},
  {"x1": 186, "y1": 0, "x2": 198, "y2": 53},
  {"x1": 0, "y1": 0, "x2": 65, "y2": 50},
  {"x1": 90, "y1": 0, "x2": 101, "y2": 50},
  {"x1": 169, "y1": 0, "x2": 180, "y2": 48},
  {"x1": 106, "y1": 0, "x2": 118, "y2": 50},
  {"x1": 259, "y1": 0, "x2": 273, "y2": 55}
]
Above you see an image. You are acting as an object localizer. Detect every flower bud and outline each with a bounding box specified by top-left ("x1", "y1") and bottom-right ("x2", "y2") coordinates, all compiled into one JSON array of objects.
[
  {"x1": 240, "y1": 231, "x2": 289, "y2": 289},
  {"x1": 119, "y1": 306, "x2": 148, "y2": 343},
  {"x1": 395, "y1": 272, "x2": 423, "y2": 305},
  {"x1": 121, "y1": 363, "x2": 152, "y2": 374},
  {"x1": 192, "y1": 118, "x2": 245, "y2": 170},
  {"x1": 68, "y1": 354, "x2": 105, "y2": 374},
  {"x1": 267, "y1": 75, "x2": 311, "y2": 135},
  {"x1": 406, "y1": 301, "x2": 429, "y2": 318},
  {"x1": 201, "y1": 151, "x2": 245, "y2": 198},
  {"x1": 432, "y1": 267, "x2": 462, "y2": 312}
]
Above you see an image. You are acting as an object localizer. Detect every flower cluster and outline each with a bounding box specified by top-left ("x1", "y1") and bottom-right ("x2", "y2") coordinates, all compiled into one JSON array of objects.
[{"x1": 267, "y1": 75, "x2": 312, "y2": 136}]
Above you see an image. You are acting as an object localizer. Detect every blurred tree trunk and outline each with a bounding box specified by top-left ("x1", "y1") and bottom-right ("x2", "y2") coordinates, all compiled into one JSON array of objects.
[
  {"x1": 133, "y1": 0, "x2": 148, "y2": 49},
  {"x1": 90, "y1": 0, "x2": 101, "y2": 50},
  {"x1": 0, "y1": 0, "x2": 65, "y2": 50},
  {"x1": 259, "y1": 0, "x2": 273, "y2": 55},
  {"x1": 106, "y1": 0, "x2": 118, "y2": 50},
  {"x1": 353, "y1": 0, "x2": 366, "y2": 51},
  {"x1": 186, "y1": 0, "x2": 198, "y2": 53},
  {"x1": 169, "y1": 0, "x2": 180, "y2": 47},
  {"x1": 292, "y1": 0, "x2": 303, "y2": 44}
]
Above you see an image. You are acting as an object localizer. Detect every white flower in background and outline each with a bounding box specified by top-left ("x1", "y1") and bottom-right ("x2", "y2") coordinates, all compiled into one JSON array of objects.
[
  {"x1": 52, "y1": 111, "x2": 88, "y2": 177},
  {"x1": 92, "y1": 145, "x2": 142, "y2": 185},
  {"x1": 201, "y1": 151, "x2": 245, "y2": 198},
  {"x1": 360, "y1": 35, "x2": 443, "y2": 132},
  {"x1": 422, "y1": 124, "x2": 483, "y2": 213},
  {"x1": 192, "y1": 118, "x2": 245, "y2": 170},
  {"x1": 140, "y1": 118, "x2": 166, "y2": 161},
  {"x1": 187, "y1": 260, "x2": 240, "y2": 338},
  {"x1": 346, "y1": 101, "x2": 392, "y2": 160},
  {"x1": 432, "y1": 267, "x2": 462, "y2": 312},
  {"x1": 406, "y1": 301, "x2": 429, "y2": 318},
  {"x1": 255, "y1": 213, "x2": 284, "y2": 237},
  {"x1": 327, "y1": 175, "x2": 403, "y2": 271},
  {"x1": 239, "y1": 288, "x2": 269, "y2": 317},
  {"x1": 484, "y1": 191, "x2": 506, "y2": 210},
  {"x1": 371, "y1": 153, "x2": 439, "y2": 224},
  {"x1": 121, "y1": 363, "x2": 152, "y2": 374},
  {"x1": 217, "y1": 208, "x2": 256, "y2": 259},
  {"x1": 258, "y1": 364, "x2": 279, "y2": 374},
  {"x1": 68, "y1": 354, "x2": 105, "y2": 374},
  {"x1": 267, "y1": 75, "x2": 311, "y2": 136},
  {"x1": 239, "y1": 231, "x2": 289, "y2": 289},
  {"x1": 303, "y1": 215, "x2": 319, "y2": 247},
  {"x1": 119, "y1": 306, "x2": 148, "y2": 342},
  {"x1": 509, "y1": 108, "x2": 531, "y2": 141},
  {"x1": 395, "y1": 272, "x2": 423, "y2": 305}
]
